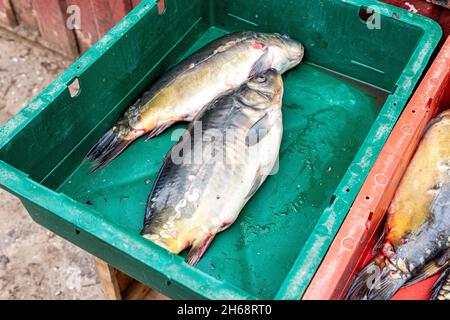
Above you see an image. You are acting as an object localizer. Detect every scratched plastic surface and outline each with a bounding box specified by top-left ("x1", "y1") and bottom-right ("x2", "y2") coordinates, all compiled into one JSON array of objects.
[
  {"x1": 57, "y1": 27, "x2": 380, "y2": 299},
  {"x1": 0, "y1": 0, "x2": 440, "y2": 299}
]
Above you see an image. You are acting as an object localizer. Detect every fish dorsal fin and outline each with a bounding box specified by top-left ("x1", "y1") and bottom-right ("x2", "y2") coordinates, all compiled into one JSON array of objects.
[
  {"x1": 246, "y1": 113, "x2": 270, "y2": 146},
  {"x1": 404, "y1": 248, "x2": 450, "y2": 287}
]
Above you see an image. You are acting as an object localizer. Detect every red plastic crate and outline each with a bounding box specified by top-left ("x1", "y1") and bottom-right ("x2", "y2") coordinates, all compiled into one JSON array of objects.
[
  {"x1": 440, "y1": 10, "x2": 450, "y2": 42},
  {"x1": 382, "y1": 0, "x2": 442, "y2": 21},
  {"x1": 303, "y1": 36, "x2": 450, "y2": 300}
]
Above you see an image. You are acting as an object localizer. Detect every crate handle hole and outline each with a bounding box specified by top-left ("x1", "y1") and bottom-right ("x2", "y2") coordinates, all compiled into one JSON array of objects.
[
  {"x1": 75, "y1": 229, "x2": 81, "y2": 235},
  {"x1": 359, "y1": 6, "x2": 374, "y2": 22},
  {"x1": 345, "y1": 188, "x2": 350, "y2": 193},
  {"x1": 329, "y1": 194, "x2": 336, "y2": 206},
  {"x1": 68, "y1": 78, "x2": 81, "y2": 98}
]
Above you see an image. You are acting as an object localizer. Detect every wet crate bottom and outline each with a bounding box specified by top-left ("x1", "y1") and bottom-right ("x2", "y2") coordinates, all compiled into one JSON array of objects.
[{"x1": 50, "y1": 27, "x2": 386, "y2": 299}]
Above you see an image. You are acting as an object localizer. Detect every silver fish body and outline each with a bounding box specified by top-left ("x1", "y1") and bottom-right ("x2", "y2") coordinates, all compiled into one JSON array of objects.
[
  {"x1": 86, "y1": 32, "x2": 303, "y2": 172},
  {"x1": 141, "y1": 69, "x2": 284, "y2": 265}
]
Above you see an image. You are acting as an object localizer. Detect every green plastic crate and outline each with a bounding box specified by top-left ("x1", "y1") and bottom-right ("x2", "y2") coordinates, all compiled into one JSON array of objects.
[{"x1": 0, "y1": 0, "x2": 441, "y2": 299}]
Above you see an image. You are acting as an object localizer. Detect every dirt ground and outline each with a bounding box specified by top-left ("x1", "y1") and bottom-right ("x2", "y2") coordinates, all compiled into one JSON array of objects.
[{"x1": 0, "y1": 27, "x2": 103, "y2": 300}]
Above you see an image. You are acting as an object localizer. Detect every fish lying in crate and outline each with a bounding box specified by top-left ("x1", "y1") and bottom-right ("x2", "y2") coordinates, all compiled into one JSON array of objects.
[
  {"x1": 346, "y1": 110, "x2": 450, "y2": 300},
  {"x1": 85, "y1": 32, "x2": 303, "y2": 265},
  {"x1": 141, "y1": 69, "x2": 284, "y2": 265},
  {"x1": 86, "y1": 32, "x2": 303, "y2": 172}
]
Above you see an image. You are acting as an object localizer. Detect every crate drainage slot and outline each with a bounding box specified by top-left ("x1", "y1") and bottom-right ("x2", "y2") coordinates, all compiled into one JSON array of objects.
[{"x1": 68, "y1": 78, "x2": 81, "y2": 98}]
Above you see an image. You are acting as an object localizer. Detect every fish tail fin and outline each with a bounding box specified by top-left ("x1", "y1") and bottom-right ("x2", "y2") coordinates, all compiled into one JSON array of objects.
[
  {"x1": 187, "y1": 233, "x2": 216, "y2": 266},
  {"x1": 345, "y1": 259, "x2": 406, "y2": 300},
  {"x1": 430, "y1": 267, "x2": 450, "y2": 300},
  {"x1": 85, "y1": 128, "x2": 134, "y2": 173}
]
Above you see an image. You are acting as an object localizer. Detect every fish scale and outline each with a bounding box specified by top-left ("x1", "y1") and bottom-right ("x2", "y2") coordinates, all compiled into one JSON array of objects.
[
  {"x1": 85, "y1": 32, "x2": 303, "y2": 172},
  {"x1": 347, "y1": 110, "x2": 450, "y2": 300},
  {"x1": 141, "y1": 69, "x2": 284, "y2": 265}
]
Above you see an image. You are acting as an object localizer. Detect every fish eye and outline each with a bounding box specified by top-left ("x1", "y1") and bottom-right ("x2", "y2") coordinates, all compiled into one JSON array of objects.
[
  {"x1": 281, "y1": 34, "x2": 291, "y2": 40},
  {"x1": 255, "y1": 74, "x2": 266, "y2": 83}
]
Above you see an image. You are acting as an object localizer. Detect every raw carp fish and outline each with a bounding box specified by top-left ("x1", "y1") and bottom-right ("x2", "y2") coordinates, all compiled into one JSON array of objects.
[
  {"x1": 346, "y1": 110, "x2": 450, "y2": 300},
  {"x1": 86, "y1": 32, "x2": 303, "y2": 172},
  {"x1": 141, "y1": 69, "x2": 284, "y2": 265}
]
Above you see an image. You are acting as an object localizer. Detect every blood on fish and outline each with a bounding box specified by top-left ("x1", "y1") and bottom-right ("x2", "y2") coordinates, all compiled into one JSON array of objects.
[{"x1": 251, "y1": 41, "x2": 265, "y2": 50}]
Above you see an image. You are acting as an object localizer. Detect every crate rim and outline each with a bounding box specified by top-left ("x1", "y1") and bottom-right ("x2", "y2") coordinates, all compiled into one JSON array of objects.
[{"x1": 0, "y1": 0, "x2": 444, "y2": 299}]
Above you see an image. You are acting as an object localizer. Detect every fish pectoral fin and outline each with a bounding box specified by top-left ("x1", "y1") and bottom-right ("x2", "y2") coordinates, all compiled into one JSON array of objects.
[
  {"x1": 187, "y1": 232, "x2": 217, "y2": 266},
  {"x1": 246, "y1": 167, "x2": 265, "y2": 200},
  {"x1": 249, "y1": 50, "x2": 272, "y2": 78},
  {"x1": 146, "y1": 121, "x2": 176, "y2": 141},
  {"x1": 404, "y1": 250, "x2": 450, "y2": 287},
  {"x1": 246, "y1": 113, "x2": 270, "y2": 146}
]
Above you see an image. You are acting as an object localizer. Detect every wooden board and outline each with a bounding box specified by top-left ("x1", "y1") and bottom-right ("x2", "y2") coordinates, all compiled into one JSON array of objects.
[
  {"x1": 71, "y1": 0, "x2": 133, "y2": 53},
  {"x1": 132, "y1": 0, "x2": 165, "y2": 14},
  {"x1": 93, "y1": 258, "x2": 169, "y2": 300},
  {"x1": 91, "y1": 0, "x2": 132, "y2": 36},
  {"x1": 69, "y1": 0, "x2": 98, "y2": 53},
  {"x1": 131, "y1": 0, "x2": 142, "y2": 7},
  {"x1": 31, "y1": 0, "x2": 78, "y2": 56},
  {"x1": 0, "y1": 0, "x2": 17, "y2": 27},
  {"x1": 10, "y1": 0, "x2": 39, "y2": 31}
]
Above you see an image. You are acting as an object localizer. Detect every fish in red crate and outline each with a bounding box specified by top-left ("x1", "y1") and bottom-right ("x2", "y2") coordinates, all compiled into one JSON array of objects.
[
  {"x1": 431, "y1": 266, "x2": 450, "y2": 300},
  {"x1": 427, "y1": 0, "x2": 450, "y2": 9},
  {"x1": 346, "y1": 111, "x2": 450, "y2": 300}
]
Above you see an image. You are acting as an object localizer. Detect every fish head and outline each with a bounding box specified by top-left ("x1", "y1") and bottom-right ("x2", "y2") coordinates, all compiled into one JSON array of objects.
[
  {"x1": 246, "y1": 68, "x2": 284, "y2": 109},
  {"x1": 263, "y1": 33, "x2": 304, "y2": 73}
]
